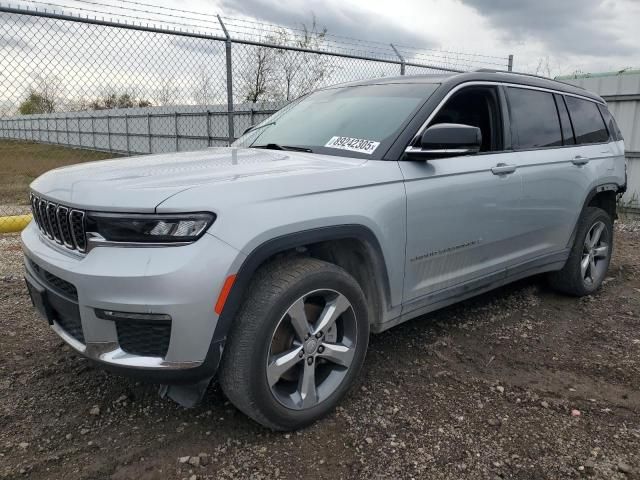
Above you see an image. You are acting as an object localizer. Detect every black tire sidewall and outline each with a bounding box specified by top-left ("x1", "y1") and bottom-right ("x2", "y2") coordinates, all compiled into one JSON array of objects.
[{"x1": 246, "y1": 266, "x2": 370, "y2": 430}]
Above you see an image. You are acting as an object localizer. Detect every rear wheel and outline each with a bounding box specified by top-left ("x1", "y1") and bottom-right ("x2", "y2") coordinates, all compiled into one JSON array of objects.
[
  {"x1": 219, "y1": 257, "x2": 369, "y2": 430},
  {"x1": 548, "y1": 207, "x2": 613, "y2": 296}
]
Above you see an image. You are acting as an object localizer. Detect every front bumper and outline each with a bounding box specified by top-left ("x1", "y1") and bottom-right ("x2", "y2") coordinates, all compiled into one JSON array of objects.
[{"x1": 21, "y1": 222, "x2": 245, "y2": 383}]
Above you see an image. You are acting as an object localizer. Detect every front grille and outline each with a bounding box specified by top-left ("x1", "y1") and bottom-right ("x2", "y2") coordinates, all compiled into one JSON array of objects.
[
  {"x1": 30, "y1": 193, "x2": 87, "y2": 253},
  {"x1": 116, "y1": 320, "x2": 172, "y2": 357},
  {"x1": 29, "y1": 259, "x2": 78, "y2": 301}
]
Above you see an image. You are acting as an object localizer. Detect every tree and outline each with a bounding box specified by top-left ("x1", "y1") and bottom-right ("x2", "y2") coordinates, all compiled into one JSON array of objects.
[
  {"x1": 19, "y1": 92, "x2": 55, "y2": 115},
  {"x1": 89, "y1": 91, "x2": 152, "y2": 110},
  {"x1": 238, "y1": 43, "x2": 278, "y2": 104},
  {"x1": 154, "y1": 78, "x2": 178, "y2": 106},
  {"x1": 18, "y1": 74, "x2": 61, "y2": 115},
  {"x1": 192, "y1": 68, "x2": 218, "y2": 105},
  {"x1": 274, "y1": 15, "x2": 332, "y2": 101}
]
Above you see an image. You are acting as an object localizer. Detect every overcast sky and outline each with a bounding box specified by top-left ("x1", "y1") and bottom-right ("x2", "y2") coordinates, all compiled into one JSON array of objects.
[
  {"x1": 8, "y1": 0, "x2": 637, "y2": 75},
  {"x1": 209, "y1": 0, "x2": 639, "y2": 75}
]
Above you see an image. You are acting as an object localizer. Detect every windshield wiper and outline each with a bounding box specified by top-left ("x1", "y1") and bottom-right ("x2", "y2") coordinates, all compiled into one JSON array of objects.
[{"x1": 252, "y1": 143, "x2": 313, "y2": 153}]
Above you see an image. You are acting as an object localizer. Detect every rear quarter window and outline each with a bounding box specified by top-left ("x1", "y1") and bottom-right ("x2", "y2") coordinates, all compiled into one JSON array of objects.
[
  {"x1": 507, "y1": 87, "x2": 563, "y2": 149},
  {"x1": 564, "y1": 96, "x2": 609, "y2": 144},
  {"x1": 598, "y1": 104, "x2": 623, "y2": 141}
]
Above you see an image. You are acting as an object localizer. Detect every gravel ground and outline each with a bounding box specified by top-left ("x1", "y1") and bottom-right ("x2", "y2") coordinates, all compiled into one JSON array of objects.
[{"x1": 1, "y1": 224, "x2": 639, "y2": 480}]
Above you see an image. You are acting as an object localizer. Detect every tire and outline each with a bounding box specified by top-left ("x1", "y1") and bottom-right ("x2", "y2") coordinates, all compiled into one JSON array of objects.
[
  {"x1": 548, "y1": 206, "x2": 613, "y2": 296},
  {"x1": 218, "y1": 256, "x2": 370, "y2": 430}
]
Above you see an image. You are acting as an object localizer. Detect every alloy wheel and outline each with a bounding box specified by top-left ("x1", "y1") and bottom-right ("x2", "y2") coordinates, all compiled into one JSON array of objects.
[
  {"x1": 581, "y1": 220, "x2": 610, "y2": 285},
  {"x1": 266, "y1": 289, "x2": 358, "y2": 410}
]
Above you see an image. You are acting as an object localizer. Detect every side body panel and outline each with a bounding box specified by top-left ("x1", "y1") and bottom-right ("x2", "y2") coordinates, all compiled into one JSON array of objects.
[
  {"x1": 398, "y1": 155, "x2": 522, "y2": 309},
  {"x1": 156, "y1": 159, "x2": 408, "y2": 325}
]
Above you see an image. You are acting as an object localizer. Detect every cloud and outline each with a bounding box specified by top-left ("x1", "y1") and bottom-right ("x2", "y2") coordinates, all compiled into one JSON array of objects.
[
  {"x1": 458, "y1": 0, "x2": 634, "y2": 56},
  {"x1": 218, "y1": 0, "x2": 436, "y2": 51}
]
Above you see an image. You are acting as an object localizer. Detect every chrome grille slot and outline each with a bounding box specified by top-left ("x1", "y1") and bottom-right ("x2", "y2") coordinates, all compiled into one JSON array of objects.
[
  {"x1": 56, "y1": 206, "x2": 74, "y2": 248},
  {"x1": 30, "y1": 193, "x2": 87, "y2": 253},
  {"x1": 46, "y1": 202, "x2": 63, "y2": 244},
  {"x1": 38, "y1": 199, "x2": 51, "y2": 239},
  {"x1": 70, "y1": 210, "x2": 86, "y2": 252}
]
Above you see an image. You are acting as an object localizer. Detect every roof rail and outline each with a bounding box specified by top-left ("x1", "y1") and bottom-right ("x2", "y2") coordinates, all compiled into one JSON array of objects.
[{"x1": 474, "y1": 68, "x2": 587, "y2": 91}]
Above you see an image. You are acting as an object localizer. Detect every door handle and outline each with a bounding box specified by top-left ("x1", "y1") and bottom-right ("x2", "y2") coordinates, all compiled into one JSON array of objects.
[
  {"x1": 491, "y1": 163, "x2": 517, "y2": 175},
  {"x1": 572, "y1": 155, "x2": 590, "y2": 166}
]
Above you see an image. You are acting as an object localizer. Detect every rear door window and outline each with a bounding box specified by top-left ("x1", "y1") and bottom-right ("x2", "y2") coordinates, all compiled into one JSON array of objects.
[
  {"x1": 564, "y1": 96, "x2": 609, "y2": 144},
  {"x1": 554, "y1": 94, "x2": 575, "y2": 145},
  {"x1": 507, "y1": 87, "x2": 563, "y2": 149}
]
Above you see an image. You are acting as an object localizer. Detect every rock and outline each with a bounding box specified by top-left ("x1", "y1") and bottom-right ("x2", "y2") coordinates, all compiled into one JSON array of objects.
[
  {"x1": 571, "y1": 409, "x2": 581, "y2": 417},
  {"x1": 178, "y1": 456, "x2": 190, "y2": 464},
  {"x1": 618, "y1": 462, "x2": 632, "y2": 474},
  {"x1": 89, "y1": 406, "x2": 100, "y2": 416},
  {"x1": 365, "y1": 437, "x2": 373, "y2": 445},
  {"x1": 487, "y1": 418, "x2": 502, "y2": 427},
  {"x1": 584, "y1": 460, "x2": 595, "y2": 474},
  {"x1": 18, "y1": 442, "x2": 29, "y2": 449},
  {"x1": 496, "y1": 386, "x2": 505, "y2": 394},
  {"x1": 198, "y1": 453, "x2": 209, "y2": 466},
  {"x1": 65, "y1": 433, "x2": 72, "y2": 440},
  {"x1": 541, "y1": 401, "x2": 550, "y2": 409},
  {"x1": 80, "y1": 429, "x2": 90, "y2": 435},
  {"x1": 189, "y1": 475, "x2": 197, "y2": 480},
  {"x1": 188, "y1": 456, "x2": 201, "y2": 467}
]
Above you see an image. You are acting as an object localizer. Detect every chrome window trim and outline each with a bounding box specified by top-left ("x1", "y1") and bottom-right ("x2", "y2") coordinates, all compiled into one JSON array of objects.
[{"x1": 407, "y1": 80, "x2": 606, "y2": 149}]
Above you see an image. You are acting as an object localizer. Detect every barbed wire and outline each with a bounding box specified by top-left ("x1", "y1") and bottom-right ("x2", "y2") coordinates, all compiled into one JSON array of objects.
[{"x1": 11, "y1": 0, "x2": 509, "y2": 68}]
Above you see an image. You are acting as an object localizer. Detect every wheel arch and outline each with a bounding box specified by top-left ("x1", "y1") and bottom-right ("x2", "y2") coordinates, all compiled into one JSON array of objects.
[
  {"x1": 212, "y1": 225, "x2": 392, "y2": 344},
  {"x1": 567, "y1": 183, "x2": 620, "y2": 248}
]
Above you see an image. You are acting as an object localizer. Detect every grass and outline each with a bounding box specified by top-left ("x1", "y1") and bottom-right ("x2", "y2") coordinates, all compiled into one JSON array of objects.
[{"x1": 0, "y1": 140, "x2": 115, "y2": 206}]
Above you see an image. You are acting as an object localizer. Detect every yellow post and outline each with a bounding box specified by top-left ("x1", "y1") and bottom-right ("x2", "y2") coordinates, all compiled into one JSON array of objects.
[{"x1": 0, "y1": 214, "x2": 32, "y2": 233}]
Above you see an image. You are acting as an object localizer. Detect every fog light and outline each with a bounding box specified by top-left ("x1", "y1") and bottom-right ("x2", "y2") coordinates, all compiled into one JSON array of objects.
[{"x1": 95, "y1": 309, "x2": 171, "y2": 322}]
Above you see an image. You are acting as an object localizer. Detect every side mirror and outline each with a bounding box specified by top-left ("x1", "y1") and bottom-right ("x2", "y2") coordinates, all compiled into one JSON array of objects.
[{"x1": 405, "y1": 123, "x2": 482, "y2": 160}]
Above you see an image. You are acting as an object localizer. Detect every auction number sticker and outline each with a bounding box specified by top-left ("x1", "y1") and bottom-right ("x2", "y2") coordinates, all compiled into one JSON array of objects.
[{"x1": 324, "y1": 136, "x2": 380, "y2": 155}]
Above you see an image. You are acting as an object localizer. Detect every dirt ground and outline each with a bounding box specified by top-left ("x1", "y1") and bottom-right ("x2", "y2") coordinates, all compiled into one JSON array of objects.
[
  {"x1": 0, "y1": 140, "x2": 114, "y2": 210},
  {"x1": 1, "y1": 223, "x2": 639, "y2": 480}
]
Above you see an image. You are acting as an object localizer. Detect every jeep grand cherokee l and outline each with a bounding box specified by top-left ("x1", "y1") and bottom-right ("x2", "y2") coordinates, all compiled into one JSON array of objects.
[{"x1": 23, "y1": 71, "x2": 626, "y2": 430}]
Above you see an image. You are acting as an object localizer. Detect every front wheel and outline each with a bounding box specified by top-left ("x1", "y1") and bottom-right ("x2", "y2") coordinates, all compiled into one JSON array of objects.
[
  {"x1": 219, "y1": 257, "x2": 370, "y2": 430},
  {"x1": 548, "y1": 206, "x2": 613, "y2": 296}
]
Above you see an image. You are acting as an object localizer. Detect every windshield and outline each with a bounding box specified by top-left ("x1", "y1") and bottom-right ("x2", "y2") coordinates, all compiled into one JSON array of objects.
[{"x1": 232, "y1": 83, "x2": 439, "y2": 159}]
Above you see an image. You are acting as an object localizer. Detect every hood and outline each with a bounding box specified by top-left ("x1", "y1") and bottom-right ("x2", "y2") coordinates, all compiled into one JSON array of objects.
[{"x1": 30, "y1": 147, "x2": 367, "y2": 211}]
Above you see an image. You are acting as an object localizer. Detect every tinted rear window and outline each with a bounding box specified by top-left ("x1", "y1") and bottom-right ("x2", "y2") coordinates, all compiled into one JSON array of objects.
[
  {"x1": 507, "y1": 87, "x2": 562, "y2": 149},
  {"x1": 564, "y1": 96, "x2": 609, "y2": 144},
  {"x1": 598, "y1": 104, "x2": 623, "y2": 141}
]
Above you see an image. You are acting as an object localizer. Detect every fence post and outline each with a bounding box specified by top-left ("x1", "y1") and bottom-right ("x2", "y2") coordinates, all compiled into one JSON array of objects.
[
  {"x1": 106, "y1": 115, "x2": 112, "y2": 152},
  {"x1": 206, "y1": 110, "x2": 212, "y2": 147},
  {"x1": 217, "y1": 15, "x2": 235, "y2": 145},
  {"x1": 125, "y1": 113, "x2": 130, "y2": 154},
  {"x1": 64, "y1": 116, "x2": 70, "y2": 147},
  {"x1": 508, "y1": 54, "x2": 514, "y2": 72},
  {"x1": 174, "y1": 112, "x2": 179, "y2": 152},
  {"x1": 147, "y1": 113, "x2": 152, "y2": 153},
  {"x1": 390, "y1": 43, "x2": 405, "y2": 76},
  {"x1": 91, "y1": 115, "x2": 96, "y2": 149}
]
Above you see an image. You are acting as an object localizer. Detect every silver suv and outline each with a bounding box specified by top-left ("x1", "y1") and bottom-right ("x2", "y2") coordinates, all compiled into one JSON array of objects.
[{"x1": 22, "y1": 71, "x2": 626, "y2": 430}]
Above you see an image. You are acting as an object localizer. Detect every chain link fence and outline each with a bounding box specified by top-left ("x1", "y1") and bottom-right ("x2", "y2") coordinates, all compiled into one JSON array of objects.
[{"x1": 0, "y1": 2, "x2": 513, "y2": 232}]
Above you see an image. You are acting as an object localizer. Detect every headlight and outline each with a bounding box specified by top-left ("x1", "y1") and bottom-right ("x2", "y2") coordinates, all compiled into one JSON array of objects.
[{"x1": 85, "y1": 212, "x2": 215, "y2": 244}]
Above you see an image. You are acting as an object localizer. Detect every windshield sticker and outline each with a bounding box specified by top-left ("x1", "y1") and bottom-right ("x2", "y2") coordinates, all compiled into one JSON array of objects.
[{"x1": 324, "y1": 136, "x2": 380, "y2": 155}]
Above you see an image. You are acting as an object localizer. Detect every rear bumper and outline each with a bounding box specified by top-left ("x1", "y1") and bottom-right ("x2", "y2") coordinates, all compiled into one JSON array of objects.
[{"x1": 21, "y1": 222, "x2": 245, "y2": 384}]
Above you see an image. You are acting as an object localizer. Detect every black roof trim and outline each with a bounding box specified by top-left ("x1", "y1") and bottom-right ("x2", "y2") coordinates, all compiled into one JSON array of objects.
[{"x1": 339, "y1": 71, "x2": 604, "y2": 103}]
